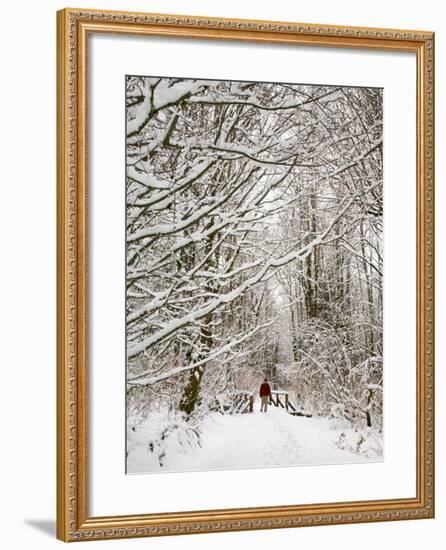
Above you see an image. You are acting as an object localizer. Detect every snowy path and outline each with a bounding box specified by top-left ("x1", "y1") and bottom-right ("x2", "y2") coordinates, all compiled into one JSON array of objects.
[{"x1": 128, "y1": 403, "x2": 382, "y2": 474}]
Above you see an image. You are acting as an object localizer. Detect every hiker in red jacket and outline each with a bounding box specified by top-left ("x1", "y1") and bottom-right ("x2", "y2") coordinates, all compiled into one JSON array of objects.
[{"x1": 259, "y1": 378, "x2": 271, "y2": 412}]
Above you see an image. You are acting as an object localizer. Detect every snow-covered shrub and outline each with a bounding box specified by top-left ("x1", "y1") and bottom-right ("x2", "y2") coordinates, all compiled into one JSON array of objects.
[
  {"x1": 333, "y1": 427, "x2": 383, "y2": 458},
  {"x1": 127, "y1": 409, "x2": 202, "y2": 469},
  {"x1": 208, "y1": 393, "x2": 233, "y2": 414},
  {"x1": 290, "y1": 320, "x2": 383, "y2": 431}
]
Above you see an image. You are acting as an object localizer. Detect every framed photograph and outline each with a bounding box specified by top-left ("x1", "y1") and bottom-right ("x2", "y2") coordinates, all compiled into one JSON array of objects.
[{"x1": 57, "y1": 7, "x2": 435, "y2": 542}]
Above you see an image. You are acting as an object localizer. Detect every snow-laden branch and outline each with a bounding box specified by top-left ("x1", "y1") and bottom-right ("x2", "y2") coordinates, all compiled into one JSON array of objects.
[
  {"x1": 128, "y1": 180, "x2": 380, "y2": 358},
  {"x1": 187, "y1": 87, "x2": 342, "y2": 112},
  {"x1": 127, "y1": 79, "x2": 217, "y2": 140},
  {"x1": 127, "y1": 316, "x2": 278, "y2": 385},
  {"x1": 128, "y1": 166, "x2": 256, "y2": 242}
]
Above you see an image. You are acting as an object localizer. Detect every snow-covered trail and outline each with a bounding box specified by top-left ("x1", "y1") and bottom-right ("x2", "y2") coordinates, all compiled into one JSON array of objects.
[{"x1": 128, "y1": 403, "x2": 382, "y2": 474}]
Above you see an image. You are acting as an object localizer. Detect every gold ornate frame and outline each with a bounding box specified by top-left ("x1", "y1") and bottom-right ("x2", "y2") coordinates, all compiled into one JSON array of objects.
[{"x1": 57, "y1": 7, "x2": 435, "y2": 542}]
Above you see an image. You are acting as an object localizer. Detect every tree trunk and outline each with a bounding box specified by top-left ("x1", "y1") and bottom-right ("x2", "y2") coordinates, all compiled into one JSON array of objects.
[{"x1": 178, "y1": 366, "x2": 204, "y2": 416}]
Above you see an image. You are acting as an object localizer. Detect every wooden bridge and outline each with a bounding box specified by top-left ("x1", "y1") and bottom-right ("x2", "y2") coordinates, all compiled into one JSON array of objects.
[{"x1": 233, "y1": 389, "x2": 312, "y2": 417}]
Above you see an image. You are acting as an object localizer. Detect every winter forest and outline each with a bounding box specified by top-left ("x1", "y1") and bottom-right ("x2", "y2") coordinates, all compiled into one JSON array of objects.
[{"x1": 126, "y1": 75, "x2": 384, "y2": 474}]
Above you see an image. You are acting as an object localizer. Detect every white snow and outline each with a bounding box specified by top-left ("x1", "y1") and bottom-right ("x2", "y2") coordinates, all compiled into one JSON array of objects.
[{"x1": 127, "y1": 404, "x2": 382, "y2": 474}]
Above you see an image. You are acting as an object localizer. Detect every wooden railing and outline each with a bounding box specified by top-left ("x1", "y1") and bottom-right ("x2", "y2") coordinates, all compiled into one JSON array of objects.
[
  {"x1": 233, "y1": 392, "x2": 254, "y2": 414},
  {"x1": 228, "y1": 389, "x2": 312, "y2": 417},
  {"x1": 269, "y1": 390, "x2": 312, "y2": 417},
  {"x1": 269, "y1": 390, "x2": 289, "y2": 410}
]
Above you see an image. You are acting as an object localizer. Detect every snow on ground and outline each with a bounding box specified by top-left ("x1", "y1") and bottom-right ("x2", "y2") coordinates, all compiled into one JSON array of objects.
[{"x1": 127, "y1": 401, "x2": 383, "y2": 474}]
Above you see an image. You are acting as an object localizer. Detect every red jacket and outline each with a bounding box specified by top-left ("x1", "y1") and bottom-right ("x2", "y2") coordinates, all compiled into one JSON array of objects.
[{"x1": 260, "y1": 382, "x2": 271, "y2": 397}]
